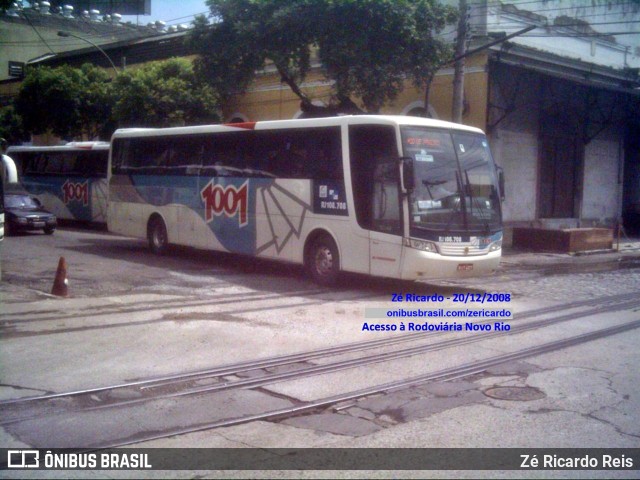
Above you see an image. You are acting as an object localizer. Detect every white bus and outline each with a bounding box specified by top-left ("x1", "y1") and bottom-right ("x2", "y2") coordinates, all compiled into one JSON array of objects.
[
  {"x1": 8, "y1": 142, "x2": 110, "y2": 224},
  {"x1": 108, "y1": 116, "x2": 503, "y2": 285}
]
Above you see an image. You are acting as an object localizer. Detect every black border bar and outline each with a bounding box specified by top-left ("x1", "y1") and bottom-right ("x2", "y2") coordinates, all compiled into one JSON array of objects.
[{"x1": 2, "y1": 448, "x2": 639, "y2": 470}]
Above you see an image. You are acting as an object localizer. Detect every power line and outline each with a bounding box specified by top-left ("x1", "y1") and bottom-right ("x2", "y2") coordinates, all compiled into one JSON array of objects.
[
  {"x1": 19, "y1": 10, "x2": 56, "y2": 54},
  {"x1": 472, "y1": 0, "x2": 638, "y2": 11},
  {"x1": 3, "y1": 27, "x2": 638, "y2": 48},
  {"x1": 481, "y1": 19, "x2": 640, "y2": 30},
  {"x1": 159, "y1": 11, "x2": 210, "y2": 25},
  {"x1": 521, "y1": 31, "x2": 640, "y2": 37},
  {"x1": 3, "y1": 3, "x2": 639, "y2": 50},
  {"x1": 468, "y1": 0, "x2": 639, "y2": 19},
  {"x1": 3, "y1": 13, "x2": 638, "y2": 46}
]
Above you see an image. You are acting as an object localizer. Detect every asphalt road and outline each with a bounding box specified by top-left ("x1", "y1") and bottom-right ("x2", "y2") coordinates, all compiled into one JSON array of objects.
[{"x1": 1, "y1": 227, "x2": 639, "y2": 478}]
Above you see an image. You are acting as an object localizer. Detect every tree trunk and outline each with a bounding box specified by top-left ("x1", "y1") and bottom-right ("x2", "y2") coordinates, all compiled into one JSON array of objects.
[{"x1": 452, "y1": 0, "x2": 468, "y2": 123}]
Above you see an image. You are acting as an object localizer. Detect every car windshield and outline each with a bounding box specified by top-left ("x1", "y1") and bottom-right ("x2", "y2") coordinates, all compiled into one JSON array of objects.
[
  {"x1": 5, "y1": 195, "x2": 40, "y2": 209},
  {"x1": 401, "y1": 127, "x2": 502, "y2": 235}
]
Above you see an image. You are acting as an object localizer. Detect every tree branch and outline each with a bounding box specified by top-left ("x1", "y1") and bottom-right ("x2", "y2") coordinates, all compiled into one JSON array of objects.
[{"x1": 276, "y1": 65, "x2": 311, "y2": 105}]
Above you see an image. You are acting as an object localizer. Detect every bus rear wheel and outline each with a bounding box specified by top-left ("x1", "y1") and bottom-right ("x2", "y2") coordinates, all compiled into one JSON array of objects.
[
  {"x1": 148, "y1": 217, "x2": 168, "y2": 255},
  {"x1": 306, "y1": 234, "x2": 340, "y2": 287}
]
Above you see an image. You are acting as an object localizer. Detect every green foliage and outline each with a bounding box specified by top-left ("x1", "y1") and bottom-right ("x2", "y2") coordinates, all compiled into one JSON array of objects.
[
  {"x1": 191, "y1": 0, "x2": 456, "y2": 114},
  {"x1": 111, "y1": 58, "x2": 220, "y2": 128},
  {"x1": 14, "y1": 59, "x2": 220, "y2": 140},
  {"x1": 77, "y1": 64, "x2": 116, "y2": 139},
  {"x1": 0, "y1": 105, "x2": 28, "y2": 144},
  {"x1": 14, "y1": 64, "x2": 114, "y2": 140},
  {"x1": 317, "y1": 0, "x2": 456, "y2": 112}
]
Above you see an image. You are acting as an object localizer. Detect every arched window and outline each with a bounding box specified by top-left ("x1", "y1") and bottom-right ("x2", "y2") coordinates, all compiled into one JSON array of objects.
[
  {"x1": 402, "y1": 101, "x2": 438, "y2": 119},
  {"x1": 226, "y1": 113, "x2": 249, "y2": 124}
]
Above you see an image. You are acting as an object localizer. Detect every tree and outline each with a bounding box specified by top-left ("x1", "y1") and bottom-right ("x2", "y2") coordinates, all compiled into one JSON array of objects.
[
  {"x1": 190, "y1": 0, "x2": 457, "y2": 115},
  {"x1": 76, "y1": 64, "x2": 116, "y2": 139},
  {"x1": 0, "y1": 0, "x2": 12, "y2": 13},
  {"x1": 111, "y1": 58, "x2": 220, "y2": 127},
  {"x1": 0, "y1": 105, "x2": 28, "y2": 145},
  {"x1": 14, "y1": 64, "x2": 114, "y2": 140},
  {"x1": 451, "y1": 0, "x2": 468, "y2": 123}
]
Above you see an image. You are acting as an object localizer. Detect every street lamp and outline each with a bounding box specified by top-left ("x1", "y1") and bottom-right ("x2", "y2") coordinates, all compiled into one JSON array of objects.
[{"x1": 57, "y1": 31, "x2": 120, "y2": 76}]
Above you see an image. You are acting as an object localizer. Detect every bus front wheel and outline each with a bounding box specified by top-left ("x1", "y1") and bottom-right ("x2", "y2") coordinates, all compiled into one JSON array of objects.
[
  {"x1": 306, "y1": 234, "x2": 340, "y2": 287},
  {"x1": 148, "y1": 217, "x2": 168, "y2": 255}
]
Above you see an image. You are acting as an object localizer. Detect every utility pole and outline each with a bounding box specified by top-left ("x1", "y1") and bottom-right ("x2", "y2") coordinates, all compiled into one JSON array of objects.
[
  {"x1": 423, "y1": 25, "x2": 536, "y2": 119},
  {"x1": 451, "y1": 0, "x2": 468, "y2": 123}
]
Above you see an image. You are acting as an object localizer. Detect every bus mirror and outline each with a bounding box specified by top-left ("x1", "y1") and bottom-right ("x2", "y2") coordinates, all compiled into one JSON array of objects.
[
  {"x1": 497, "y1": 166, "x2": 505, "y2": 201},
  {"x1": 2, "y1": 154, "x2": 18, "y2": 184},
  {"x1": 401, "y1": 157, "x2": 414, "y2": 193}
]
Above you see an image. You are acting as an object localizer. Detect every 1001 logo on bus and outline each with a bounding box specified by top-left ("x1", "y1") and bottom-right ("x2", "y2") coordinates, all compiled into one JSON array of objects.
[
  {"x1": 201, "y1": 180, "x2": 248, "y2": 227},
  {"x1": 62, "y1": 180, "x2": 89, "y2": 206}
]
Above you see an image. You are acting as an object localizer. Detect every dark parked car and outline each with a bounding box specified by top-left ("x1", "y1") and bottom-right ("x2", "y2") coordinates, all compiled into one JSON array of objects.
[{"x1": 4, "y1": 193, "x2": 57, "y2": 235}]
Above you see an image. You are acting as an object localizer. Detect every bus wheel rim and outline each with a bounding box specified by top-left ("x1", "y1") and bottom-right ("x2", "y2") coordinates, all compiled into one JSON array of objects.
[
  {"x1": 153, "y1": 225, "x2": 166, "y2": 248},
  {"x1": 315, "y1": 246, "x2": 333, "y2": 276}
]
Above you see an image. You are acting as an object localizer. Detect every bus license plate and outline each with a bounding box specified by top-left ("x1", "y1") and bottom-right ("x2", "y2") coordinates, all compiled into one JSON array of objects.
[{"x1": 457, "y1": 263, "x2": 473, "y2": 271}]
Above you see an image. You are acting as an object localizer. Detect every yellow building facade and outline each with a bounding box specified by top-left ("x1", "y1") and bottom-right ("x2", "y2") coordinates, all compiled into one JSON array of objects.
[{"x1": 222, "y1": 53, "x2": 490, "y2": 132}]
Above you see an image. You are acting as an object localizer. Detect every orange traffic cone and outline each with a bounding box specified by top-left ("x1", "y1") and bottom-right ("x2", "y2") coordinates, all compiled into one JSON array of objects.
[{"x1": 51, "y1": 257, "x2": 69, "y2": 297}]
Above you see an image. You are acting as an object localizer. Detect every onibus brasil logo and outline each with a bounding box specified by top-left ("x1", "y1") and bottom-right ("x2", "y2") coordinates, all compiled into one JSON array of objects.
[{"x1": 200, "y1": 180, "x2": 249, "y2": 227}]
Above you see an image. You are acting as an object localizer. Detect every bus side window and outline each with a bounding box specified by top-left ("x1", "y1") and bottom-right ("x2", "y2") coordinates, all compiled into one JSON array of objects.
[
  {"x1": 117, "y1": 138, "x2": 155, "y2": 174},
  {"x1": 13, "y1": 152, "x2": 28, "y2": 176},
  {"x1": 147, "y1": 139, "x2": 171, "y2": 174},
  {"x1": 111, "y1": 139, "x2": 127, "y2": 174},
  {"x1": 76, "y1": 152, "x2": 91, "y2": 176},
  {"x1": 249, "y1": 130, "x2": 283, "y2": 177},
  {"x1": 254, "y1": 127, "x2": 343, "y2": 180},
  {"x1": 278, "y1": 132, "x2": 308, "y2": 179},
  {"x1": 250, "y1": 131, "x2": 282, "y2": 176},
  {"x1": 45, "y1": 153, "x2": 64, "y2": 175},
  {"x1": 169, "y1": 135, "x2": 205, "y2": 175},
  {"x1": 90, "y1": 151, "x2": 109, "y2": 178},
  {"x1": 201, "y1": 133, "x2": 242, "y2": 177},
  {"x1": 309, "y1": 128, "x2": 342, "y2": 181},
  {"x1": 61, "y1": 152, "x2": 78, "y2": 175},
  {"x1": 125, "y1": 137, "x2": 171, "y2": 174}
]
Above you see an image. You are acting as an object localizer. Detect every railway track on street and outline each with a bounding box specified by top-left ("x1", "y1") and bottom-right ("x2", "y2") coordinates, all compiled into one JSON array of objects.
[{"x1": 1, "y1": 291, "x2": 638, "y2": 448}]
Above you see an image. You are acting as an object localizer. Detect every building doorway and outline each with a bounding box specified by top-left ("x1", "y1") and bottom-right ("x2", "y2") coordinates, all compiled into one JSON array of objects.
[
  {"x1": 538, "y1": 113, "x2": 584, "y2": 220},
  {"x1": 623, "y1": 122, "x2": 640, "y2": 234}
]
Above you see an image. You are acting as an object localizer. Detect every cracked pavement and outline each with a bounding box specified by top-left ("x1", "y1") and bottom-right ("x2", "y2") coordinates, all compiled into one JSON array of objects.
[{"x1": 1, "y1": 231, "x2": 639, "y2": 478}]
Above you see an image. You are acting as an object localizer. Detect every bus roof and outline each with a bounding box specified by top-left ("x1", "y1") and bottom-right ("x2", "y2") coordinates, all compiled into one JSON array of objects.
[
  {"x1": 7, "y1": 141, "x2": 109, "y2": 152},
  {"x1": 111, "y1": 115, "x2": 486, "y2": 139}
]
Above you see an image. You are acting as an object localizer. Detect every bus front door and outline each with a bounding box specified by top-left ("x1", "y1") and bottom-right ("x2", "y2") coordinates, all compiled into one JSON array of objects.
[{"x1": 369, "y1": 160, "x2": 403, "y2": 278}]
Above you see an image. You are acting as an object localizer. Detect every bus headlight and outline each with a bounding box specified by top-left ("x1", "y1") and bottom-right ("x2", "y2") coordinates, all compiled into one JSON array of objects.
[
  {"x1": 489, "y1": 239, "x2": 502, "y2": 252},
  {"x1": 404, "y1": 238, "x2": 438, "y2": 253}
]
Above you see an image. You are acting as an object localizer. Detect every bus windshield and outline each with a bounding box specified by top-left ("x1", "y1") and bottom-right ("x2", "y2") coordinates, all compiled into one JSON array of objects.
[{"x1": 401, "y1": 127, "x2": 502, "y2": 235}]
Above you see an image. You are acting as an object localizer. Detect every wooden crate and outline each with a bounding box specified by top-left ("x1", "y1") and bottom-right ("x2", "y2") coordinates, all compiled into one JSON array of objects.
[{"x1": 512, "y1": 228, "x2": 613, "y2": 253}]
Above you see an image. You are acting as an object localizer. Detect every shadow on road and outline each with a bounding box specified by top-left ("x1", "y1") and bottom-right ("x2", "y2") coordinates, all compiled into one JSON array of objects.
[{"x1": 57, "y1": 234, "x2": 460, "y2": 298}]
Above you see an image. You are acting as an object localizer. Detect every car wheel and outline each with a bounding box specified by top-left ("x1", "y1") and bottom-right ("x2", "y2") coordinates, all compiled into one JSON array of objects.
[
  {"x1": 44, "y1": 226, "x2": 55, "y2": 235},
  {"x1": 148, "y1": 217, "x2": 168, "y2": 255},
  {"x1": 305, "y1": 233, "x2": 340, "y2": 287}
]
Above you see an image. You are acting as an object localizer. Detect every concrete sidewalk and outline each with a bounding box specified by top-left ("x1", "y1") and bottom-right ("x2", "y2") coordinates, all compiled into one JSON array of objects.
[{"x1": 500, "y1": 236, "x2": 640, "y2": 270}]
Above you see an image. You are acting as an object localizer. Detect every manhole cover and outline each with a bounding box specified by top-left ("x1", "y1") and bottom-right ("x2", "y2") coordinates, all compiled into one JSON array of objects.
[{"x1": 483, "y1": 386, "x2": 546, "y2": 401}]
